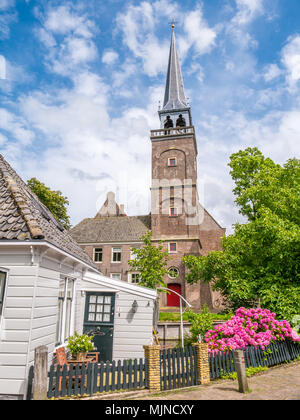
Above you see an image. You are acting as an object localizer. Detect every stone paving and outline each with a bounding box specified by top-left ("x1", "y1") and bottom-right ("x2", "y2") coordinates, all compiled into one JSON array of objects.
[{"x1": 133, "y1": 361, "x2": 300, "y2": 400}]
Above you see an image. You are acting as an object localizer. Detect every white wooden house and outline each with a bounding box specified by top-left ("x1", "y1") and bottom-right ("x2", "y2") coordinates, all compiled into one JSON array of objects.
[{"x1": 0, "y1": 155, "x2": 157, "y2": 400}]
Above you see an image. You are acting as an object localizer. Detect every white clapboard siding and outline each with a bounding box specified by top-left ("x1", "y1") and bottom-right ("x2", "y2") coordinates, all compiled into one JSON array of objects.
[
  {"x1": 76, "y1": 276, "x2": 156, "y2": 362},
  {"x1": 0, "y1": 260, "x2": 37, "y2": 398}
]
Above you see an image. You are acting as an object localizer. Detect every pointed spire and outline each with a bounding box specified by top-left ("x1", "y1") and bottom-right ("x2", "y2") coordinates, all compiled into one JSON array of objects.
[{"x1": 163, "y1": 27, "x2": 187, "y2": 111}]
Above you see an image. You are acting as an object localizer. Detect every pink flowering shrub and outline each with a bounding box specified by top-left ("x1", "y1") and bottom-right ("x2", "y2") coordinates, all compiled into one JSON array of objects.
[{"x1": 205, "y1": 307, "x2": 300, "y2": 354}]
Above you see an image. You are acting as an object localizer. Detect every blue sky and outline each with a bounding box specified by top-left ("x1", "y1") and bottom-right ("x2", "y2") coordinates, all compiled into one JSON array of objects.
[{"x1": 0, "y1": 0, "x2": 300, "y2": 233}]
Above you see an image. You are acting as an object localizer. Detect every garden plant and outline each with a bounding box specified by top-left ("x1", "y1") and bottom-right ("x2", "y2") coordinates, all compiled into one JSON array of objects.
[{"x1": 205, "y1": 307, "x2": 300, "y2": 353}]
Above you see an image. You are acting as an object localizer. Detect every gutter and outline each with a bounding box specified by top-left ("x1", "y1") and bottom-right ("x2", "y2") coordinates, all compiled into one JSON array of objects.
[{"x1": 0, "y1": 240, "x2": 100, "y2": 274}]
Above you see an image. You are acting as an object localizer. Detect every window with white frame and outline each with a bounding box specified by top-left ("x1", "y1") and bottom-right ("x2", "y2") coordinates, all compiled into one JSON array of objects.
[
  {"x1": 112, "y1": 247, "x2": 122, "y2": 262},
  {"x1": 168, "y1": 157, "x2": 177, "y2": 167},
  {"x1": 169, "y1": 207, "x2": 178, "y2": 217},
  {"x1": 169, "y1": 242, "x2": 177, "y2": 253},
  {"x1": 129, "y1": 273, "x2": 140, "y2": 284},
  {"x1": 0, "y1": 271, "x2": 7, "y2": 317},
  {"x1": 130, "y1": 247, "x2": 140, "y2": 260},
  {"x1": 110, "y1": 273, "x2": 121, "y2": 280},
  {"x1": 94, "y1": 247, "x2": 103, "y2": 263},
  {"x1": 56, "y1": 276, "x2": 75, "y2": 345}
]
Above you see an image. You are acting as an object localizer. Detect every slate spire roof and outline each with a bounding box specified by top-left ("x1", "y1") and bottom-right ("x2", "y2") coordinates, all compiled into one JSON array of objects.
[
  {"x1": 0, "y1": 154, "x2": 97, "y2": 268},
  {"x1": 163, "y1": 27, "x2": 188, "y2": 111}
]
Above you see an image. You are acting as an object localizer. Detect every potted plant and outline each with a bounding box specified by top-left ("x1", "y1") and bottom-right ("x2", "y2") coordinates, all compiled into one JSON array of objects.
[{"x1": 67, "y1": 331, "x2": 95, "y2": 361}]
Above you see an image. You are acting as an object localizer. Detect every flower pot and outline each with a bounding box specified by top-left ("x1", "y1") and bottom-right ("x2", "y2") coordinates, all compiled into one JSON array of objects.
[{"x1": 76, "y1": 352, "x2": 87, "y2": 361}]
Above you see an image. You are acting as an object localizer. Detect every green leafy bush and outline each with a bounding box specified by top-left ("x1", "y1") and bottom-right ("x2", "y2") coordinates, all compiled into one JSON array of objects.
[{"x1": 67, "y1": 331, "x2": 95, "y2": 355}]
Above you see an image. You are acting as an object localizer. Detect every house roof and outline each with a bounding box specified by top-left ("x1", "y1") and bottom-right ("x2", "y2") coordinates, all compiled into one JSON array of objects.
[
  {"x1": 70, "y1": 215, "x2": 151, "y2": 244},
  {"x1": 83, "y1": 271, "x2": 157, "y2": 300},
  {"x1": 0, "y1": 154, "x2": 98, "y2": 269}
]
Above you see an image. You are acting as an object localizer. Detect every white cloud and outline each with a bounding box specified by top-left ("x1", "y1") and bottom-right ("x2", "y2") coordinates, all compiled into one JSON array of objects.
[
  {"x1": 233, "y1": 0, "x2": 264, "y2": 25},
  {"x1": 102, "y1": 50, "x2": 119, "y2": 66},
  {"x1": 0, "y1": 55, "x2": 6, "y2": 79},
  {"x1": 116, "y1": 1, "x2": 217, "y2": 77},
  {"x1": 36, "y1": 3, "x2": 98, "y2": 76},
  {"x1": 0, "y1": 0, "x2": 14, "y2": 10},
  {"x1": 281, "y1": 35, "x2": 300, "y2": 89},
  {"x1": 43, "y1": 4, "x2": 95, "y2": 38},
  {"x1": 0, "y1": 108, "x2": 35, "y2": 146},
  {"x1": 263, "y1": 63, "x2": 283, "y2": 82},
  {"x1": 179, "y1": 7, "x2": 217, "y2": 57}
]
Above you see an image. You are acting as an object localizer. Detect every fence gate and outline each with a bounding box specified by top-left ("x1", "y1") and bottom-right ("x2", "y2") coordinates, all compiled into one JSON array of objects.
[{"x1": 160, "y1": 346, "x2": 198, "y2": 391}]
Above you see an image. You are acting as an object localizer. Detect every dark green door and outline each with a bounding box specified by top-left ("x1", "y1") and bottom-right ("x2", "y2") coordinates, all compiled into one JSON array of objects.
[{"x1": 83, "y1": 292, "x2": 115, "y2": 362}]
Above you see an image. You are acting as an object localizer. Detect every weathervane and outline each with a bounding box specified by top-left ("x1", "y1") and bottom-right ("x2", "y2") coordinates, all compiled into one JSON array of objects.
[{"x1": 168, "y1": 17, "x2": 178, "y2": 29}]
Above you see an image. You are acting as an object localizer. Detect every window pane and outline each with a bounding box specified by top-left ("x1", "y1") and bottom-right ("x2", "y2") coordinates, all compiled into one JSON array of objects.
[
  {"x1": 90, "y1": 296, "x2": 97, "y2": 304},
  {"x1": 59, "y1": 278, "x2": 66, "y2": 299},
  {"x1": 96, "y1": 304, "x2": 103, "y2": 313},
  {"x1": 103, "y1": 314, "x2": 110, "y2": 322},
  {"x1": 94, "y1": 248, "x2": 103, "y2": 262},
  {"x1": 96, "y1": 313, "x2": 103, "y2": 322},
  {"x1": 67, "y1": 279, "x2": 74, "y2": 299},
  {"x1": 111, "y1": 273, "x2": 121, "y2": 280},
  {"x1": 64, "y1": 299, "x2": 72, "y2": 340},
  {"x1": 97, "y1": 296, "x2": 104, "y2": 303},
  {"x1": 112, "y1": 248, "x2": 122, "y2": 262},
  {"x1": 89, "y1": 304, "x2": 96, "y2": 312},
  {"x1": 104, "y1": 305, "x2": 111, "y2": 313},
  {"x1": 88, "y1": 313, "x2": 95, "y2": 321},
  {"x1": 0, "y1": 272, "x2": 6, "y2": 314},
  {"x1": 104, "y1": 296, "x2": 111, "y2": 304}
]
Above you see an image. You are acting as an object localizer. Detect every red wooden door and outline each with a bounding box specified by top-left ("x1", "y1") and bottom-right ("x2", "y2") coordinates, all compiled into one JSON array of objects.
[{"x1": 167, "y1": 284, "x2": 181, "y2": 307}]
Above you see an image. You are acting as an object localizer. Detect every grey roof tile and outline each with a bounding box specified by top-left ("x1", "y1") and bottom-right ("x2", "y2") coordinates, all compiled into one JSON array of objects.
[{"x1": 70, "y1": 215, "x2": 151, "y2": 244}]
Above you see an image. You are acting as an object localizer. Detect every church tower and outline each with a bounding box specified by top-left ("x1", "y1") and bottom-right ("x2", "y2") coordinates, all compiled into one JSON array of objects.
[{"x1": 150, "y1": 26, "x2": 225, "y2": 311}]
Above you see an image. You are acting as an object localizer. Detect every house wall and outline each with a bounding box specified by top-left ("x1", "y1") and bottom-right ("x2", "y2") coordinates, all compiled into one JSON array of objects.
[
  {"x1": 75, "y1": 277, "x2": 155, "y2": 361},
  {"x1": 0, "y1": 245, "x2": 84, "y2": 399},
  {"x1": 0, "y1": 246, "x2": 37, "y2": 399}
]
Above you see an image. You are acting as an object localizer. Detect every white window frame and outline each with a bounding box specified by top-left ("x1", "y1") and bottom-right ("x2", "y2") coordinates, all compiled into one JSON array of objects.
[
  {"x1": 110, "y1": 273, "x2": 121, "y2": 280},
  {"x1": 168, "y1": 242, "x2": 177, "y2": 254},
  {"x1": 93, "y1": 247, "x2": 103, "y2": 263},
  {"x1": 168, "y1": 157, "x2": 177, "y2": 167},
  {"x1": 128, "y1": 272, "x2": 140, "y2": 284},
  {"x1": 56, "y1": 276, "x2": 76, "y2": 346},
  {"x1": 130, "y1": 247, "x2": 140, "y2": 260},
  {"x1": 169, "y1": 207, "x2": 178, "y2": 217},
  {"x1": 111, "y1": 247, "x2": 122, "y2": 263}
]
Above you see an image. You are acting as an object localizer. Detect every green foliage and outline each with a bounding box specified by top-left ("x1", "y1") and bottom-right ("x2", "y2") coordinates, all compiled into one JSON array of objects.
[
  {"x1": 182, "y1": 148, "x2": 300, "y2": 321},
  {"x1": 185, "y1": 305, "x2": 214, "y2": 342},
  {"x1": 291, "y1": 315, "x2": 300, "y2": 334},
  {"x1": 67, "y1": 331, "x2": 95, "y2": 355},
  {"x1": 27, "y1": 177, "x2": 71, "y2": 230},
  {"x1": 128, "y1": 231, "x2": 169, "y2": 290},
  {"x1": 159, "y1": 311, "x2": 233, "y2": 322},
  {"x1": 220, "y1": 366, "x2": 268, "y2": 380}
]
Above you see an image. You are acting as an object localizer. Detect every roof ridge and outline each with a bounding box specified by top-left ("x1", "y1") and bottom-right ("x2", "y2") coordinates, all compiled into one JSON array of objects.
[{"x1": 0, "y1": 166, "x2": 45, "y2": 239}]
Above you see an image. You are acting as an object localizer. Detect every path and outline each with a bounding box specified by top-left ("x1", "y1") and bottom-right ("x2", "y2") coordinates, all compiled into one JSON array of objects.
[{"x1": 133, "y1": 362, "x2": 300, "y2": 400}]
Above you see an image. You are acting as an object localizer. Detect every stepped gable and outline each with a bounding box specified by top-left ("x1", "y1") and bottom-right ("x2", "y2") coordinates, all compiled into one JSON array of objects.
[{"x1": 0, "y1": 154, "x2": 98, "y2": 269}]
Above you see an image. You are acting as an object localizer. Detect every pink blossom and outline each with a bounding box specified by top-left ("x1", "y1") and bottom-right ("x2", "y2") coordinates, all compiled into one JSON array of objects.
[{"x1": 206, "y1": 307, "x2": 300, "y2": 353}]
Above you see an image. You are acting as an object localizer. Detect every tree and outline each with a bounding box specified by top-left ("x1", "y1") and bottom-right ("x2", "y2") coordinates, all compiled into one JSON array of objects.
[
  {"x1": 183, "y1": 148, "x2": 300, "y2": 321},
  {"x1": 128, "y1": 231, "x2": 169, "y2": 290},
  {"x1": 27, "y1": 177, "x2": 71, "y2": 230}
]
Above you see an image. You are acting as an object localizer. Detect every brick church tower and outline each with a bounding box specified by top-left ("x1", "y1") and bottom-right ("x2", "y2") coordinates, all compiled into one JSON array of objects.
[
  {"x1": 150, "y1": 27, "x2": 226, "y2": 311},
  {"x1": 70, "y1": 26, "x2": 225, "y2": 313}
]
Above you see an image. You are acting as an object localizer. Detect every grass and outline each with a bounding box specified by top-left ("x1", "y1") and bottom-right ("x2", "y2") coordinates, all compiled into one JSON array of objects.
[{"x1": 159, "y1": 312, "x2": 233, "y2": 322}]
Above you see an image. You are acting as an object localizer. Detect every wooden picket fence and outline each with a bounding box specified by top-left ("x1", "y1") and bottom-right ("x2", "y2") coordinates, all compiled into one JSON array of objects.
[
  {"x1": 26, "y1": 340, "x2": 300, "y2": 399},
  {"x1": 45, "y1": 358, "x2": 148, "y2": 399},
  {"x1": 160, "y1": 346, "x2": 198, "y2": 391},
  {"x1": 209, "y1": 340, "x2": 300, "y2": 380}
]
